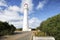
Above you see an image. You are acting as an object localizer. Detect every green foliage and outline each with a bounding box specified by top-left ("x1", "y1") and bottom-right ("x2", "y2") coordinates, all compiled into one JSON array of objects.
[
  {"x1": 37, "y1": 14, "x2": 60, "y2": 40},
  {"x1": 35, "y1": 31, "x2": 47, "y2": 36},
  {"x1": 0, "y1": 21, "x2": 16, "y2": 36},
  {"x1": 16, "y1": 28, "x2": 22, "y2": 31},
  {"x1": 32, "y1": 28, "x2": 36, "y2": 31}
]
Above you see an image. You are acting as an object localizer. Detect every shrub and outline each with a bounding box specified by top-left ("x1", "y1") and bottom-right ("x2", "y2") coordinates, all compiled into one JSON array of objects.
[
  {"x1": 37, "y1": 14, "x2": 60, "y2": 40},
  {"x1": 0, "y1": 21, "x2": 16, "y2": 36}
]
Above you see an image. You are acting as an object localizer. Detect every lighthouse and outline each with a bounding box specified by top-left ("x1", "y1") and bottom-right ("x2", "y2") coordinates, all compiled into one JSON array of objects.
[{"x1": 22, "y1": 3, "x2": 31, "y2": 31}]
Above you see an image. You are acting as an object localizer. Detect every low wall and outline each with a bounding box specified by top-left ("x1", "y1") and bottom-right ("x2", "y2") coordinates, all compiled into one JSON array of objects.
[{"x1": 33, "y1": 36, "x2": 55, "y2": 40}]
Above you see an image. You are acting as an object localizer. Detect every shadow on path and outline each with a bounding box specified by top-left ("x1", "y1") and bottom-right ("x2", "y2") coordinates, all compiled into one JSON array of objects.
[{"x1": 0, "y1": 31, "x2": 31, "y2": 40}]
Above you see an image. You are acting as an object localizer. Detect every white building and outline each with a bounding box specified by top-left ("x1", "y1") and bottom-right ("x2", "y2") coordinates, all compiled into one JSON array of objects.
[{"x1": 22, "y1": 3, "x2": 31, "y2": 31}]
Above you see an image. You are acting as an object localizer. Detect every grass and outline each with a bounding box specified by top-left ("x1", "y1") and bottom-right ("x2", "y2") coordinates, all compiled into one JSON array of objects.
[{"x1": 33, "y1": 30, "x2": 47, "y2": 37}]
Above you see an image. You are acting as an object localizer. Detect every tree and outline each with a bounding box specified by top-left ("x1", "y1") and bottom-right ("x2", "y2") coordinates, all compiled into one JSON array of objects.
[
  {"x1": 0, "y1": 21, "x2": 16, "y2": 36},
  {"x1": 37, "y1": 14, "x2": 60, "y2": 40}
]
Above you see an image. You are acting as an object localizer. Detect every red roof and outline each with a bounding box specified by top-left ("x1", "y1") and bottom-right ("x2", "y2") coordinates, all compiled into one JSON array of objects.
[{"x1": 24, "y1": 3, "x2": 28, "y2": 5}]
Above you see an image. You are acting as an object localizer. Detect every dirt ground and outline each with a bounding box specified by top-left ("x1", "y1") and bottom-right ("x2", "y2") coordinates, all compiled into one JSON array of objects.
[{"x1": 0, "y1": 31, "x2": 33, "y2": 40}]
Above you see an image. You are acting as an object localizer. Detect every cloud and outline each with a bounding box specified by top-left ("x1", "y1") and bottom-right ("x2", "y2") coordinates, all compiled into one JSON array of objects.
[
  {"x1": 0, "y1": 9, "x2": 21, "y2": 21},
  {"x1": 8, "y1": 6, "x2": 20, "y2": 12},
  {"x1": 0, "y1": 0, "x2": 41, "y2": 28},
  {"x1": 9, "y1": 19, "x2": 23, "y2": 28},
  {"x1": 0, "y1": 8, "x2": 41, "y2": 28},
  {"x1": 20, "y1": 0, "x2": 33, "y2": 13},
  {"x1": 36, "y1": 0, "x2": 47, "y2": 10},
  {"x1": 29, "y1": 17, "x2": 41, "y2": 28},
  {"x1": 0, "y1": 8, "x2": 23, "y2": 28},
  {"x1": 0, "y1": 2, "x2": 23, "y2": 28},
  {"x1": 5, "y1": 0, "x2": 34, "y2": 13},
  {"x1": 0, "y1": 0, "x2": 7, "y2": 7}
]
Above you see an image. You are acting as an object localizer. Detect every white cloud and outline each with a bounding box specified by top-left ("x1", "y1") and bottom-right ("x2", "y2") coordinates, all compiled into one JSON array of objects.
[
  {"x1": 0, "y1": 8, "x2": 41, "y2": 28},
  {"x1": 0, "y1": 8, "x2": 23, "y2": 28},
  {"x1": 8, "y1": 6, "x2": 20, "y2": 12},
  {"x1": 5, "y1": 0, "x2": 34, "y2": 14},
  {"x1": 9, "y1": 20, "x2": 23, "y2": 28},
  {"x1": 29, "y1": 17, "x2": 41, "y2": 28},
  {"x1": 36, "y1": 0, "x2": 47, "y2": 10},
  {"x1": 20, "y1": 0, "x2": 33, "y2": 13},
  {"x1": 0, "y1": 0, "x2": 7, "y2": 7},
  {"x1": 0, "y1": 0, "x2": 41, "y2": 28}
]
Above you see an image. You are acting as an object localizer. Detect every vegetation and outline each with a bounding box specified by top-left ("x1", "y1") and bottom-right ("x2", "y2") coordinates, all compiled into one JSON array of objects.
[
  {"x1": 35, "y1": 31, "x2": 47, "y2": 36},
  {"x1": 31, "y1": 28, "x2": 36, "y2": 31},
  {"x1": 16, "y1": 28, "x2": 22, "y2": 31},
  {"x1": 37, "y1": 14, "x2": 60, "y2": 40},
  {"x1": 0, "y1": 21, "x2": 16, "y2": 36}
]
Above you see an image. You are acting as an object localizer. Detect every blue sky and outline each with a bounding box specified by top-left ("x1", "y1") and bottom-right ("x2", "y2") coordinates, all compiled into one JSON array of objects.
[{"x1": 0, "y1": 0, "x2": 60, "y2": 28}]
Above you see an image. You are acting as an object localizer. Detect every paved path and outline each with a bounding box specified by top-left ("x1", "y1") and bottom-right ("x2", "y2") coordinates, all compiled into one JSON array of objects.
[{"x1": 0, "y1": 31, "x2": 33, "y2": 40}]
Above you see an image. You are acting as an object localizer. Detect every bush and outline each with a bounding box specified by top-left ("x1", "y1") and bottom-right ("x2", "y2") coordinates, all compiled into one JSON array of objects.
[
  {"x1": 0, "y1": 21, "x2": 16, "y2": 36},
  {"x1": 37, "y1": 14, "x2": 60, "y2": 40},
  {"x1": 35, "y1": 31, "x2": 47, "y2": 36}
]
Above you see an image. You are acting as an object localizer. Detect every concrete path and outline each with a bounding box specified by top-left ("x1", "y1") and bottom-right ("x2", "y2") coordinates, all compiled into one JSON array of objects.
[{"x1": 0, "y1": 31, "x2": 33, "y2": 40}]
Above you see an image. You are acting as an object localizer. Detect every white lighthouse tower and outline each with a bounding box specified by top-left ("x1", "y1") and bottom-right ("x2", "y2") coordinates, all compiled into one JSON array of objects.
[{"x1": 22, "y1": 3, "x2": 31, "y2": 31}]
